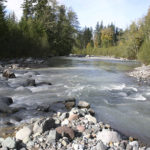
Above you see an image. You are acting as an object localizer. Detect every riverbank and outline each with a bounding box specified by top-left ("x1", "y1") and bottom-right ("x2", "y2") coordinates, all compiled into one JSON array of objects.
[
  {"x1": 128, "y1": 65, "x2": 150, "y2": 85},
  {"x1": 69, "y1": 54, "x2": 133, "y2": 61},
  {"x1": 0, "y1": 100, "x2": 148, "y2": 150}
]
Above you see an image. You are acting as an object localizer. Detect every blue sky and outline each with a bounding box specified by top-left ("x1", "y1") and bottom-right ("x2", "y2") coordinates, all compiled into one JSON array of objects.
[{"x1": 6, "y1": 0, "x2": 150, "y2": 29}]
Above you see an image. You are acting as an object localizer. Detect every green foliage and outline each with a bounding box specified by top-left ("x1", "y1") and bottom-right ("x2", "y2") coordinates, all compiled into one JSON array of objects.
[
  {"x1": 73, "y1": 8, "x2": 150, "y2": 64},
  {"x1": 1, "y1": 0, "x2": 150, "y2": 64},
  {"x1": 138, "y1": 39, "x2": 150, "y2": 64},
  {"x1": 0, "y1": 0, "x2": 78, "y2": 58}
]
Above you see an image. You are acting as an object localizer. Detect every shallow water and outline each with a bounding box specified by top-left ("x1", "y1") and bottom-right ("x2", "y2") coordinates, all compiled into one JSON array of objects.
[{"x1": 1, "y1": 57, "x2": 150, "y2": 144}]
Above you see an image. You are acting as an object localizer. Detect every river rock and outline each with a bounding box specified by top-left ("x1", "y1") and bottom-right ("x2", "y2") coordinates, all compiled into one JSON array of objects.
[
  {"x1": 25, "y1": 79, "x2": 36, "y2": 86},
  {"x1": 11, "y1": 64, "x2": 19, "y2": 69},
  {"x1": 68, "y1": 114, "x2": 79, "y2": 121},
  {"x1": 97, "y1": 129, "x2": 121, "y2": 144},
  {"x1": 85, "y1": 114, "x2": 97, "y2": 124},
  {"x1": 78, "y1": 101, "x2": 90, "y2": 108},
  {"x1": 126, "y1": 144, "x2": 133, "y2": 150},
  {"x1": 59, "y1": 112, "x2": 68, "y2": 121},
  {"x1": 0, "y1": 102, "x2": 12, "y2": 113},
  {"x1": 36, "y1": 81, "x2": 52, "y2": 86},
  {"x1": 36, "y1": 105, "x2": 50, "y2": 112},
  {"x1": 0, "y1": 138, "x2": 4, "y2": 144},
  {"x1": 2, "y1": 137, "x2": 16, "y2": 149},
  {"x1": 8, "y1": 78, "x2": 35, "y2": 87},
  {"x1": 77, "y1": 125, "x2": 85, "y2": 132},
  {"x1": 33, "y1": 118, "x2": 56, "y2": 134},
  {"x1": 61, "y1": 119, "x2": 69, "y2": 126},
  {"x1": 46, "y1": 130, "x2": 56, "y2": 143},
  {"x1": 16, "y1": 126, "x2": 32, "y2": 143},
  {"x1": 0, "y1": 97, "x2": 13, "y2": 105},
  {"x1": 88, "y1": 108, "x2": 95, "y2": 116},
  {"x1": 69, "y1": 107, "x2": 79, "y2": 115},
  {"x1": 119, "y1": 140, "x2": 128, "y2": 149},
  {"x1": 96, "y1": 141, "x2": 107, "y2": 150},
  {"x1": 64, "y1": 98, "x2": 76, "y2": 110},
  {"x1": 129, "y1": 141, "x2": 139, "y2": 149},
  {"x1": 56, "y1": 126, "x2": 75, "y2": 140},
  {"x1": 26, "y1": 141, "x2": 34, "y2": 148},
  {"x1": 3, "y1": 69, "x2": 16, "y2": 78}
]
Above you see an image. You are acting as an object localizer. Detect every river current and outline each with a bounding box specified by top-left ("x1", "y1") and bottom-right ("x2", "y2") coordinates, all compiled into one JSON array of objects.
[{"x1": 1, "y1": 57, "x2": 150, "y2": 144}]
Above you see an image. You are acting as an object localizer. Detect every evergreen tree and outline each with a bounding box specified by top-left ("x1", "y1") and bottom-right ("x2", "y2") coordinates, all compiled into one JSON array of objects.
[
  {"x1": 83, "y1": 27, "x2": 93, "y2": 48},
  {"x1": 22, "y1": 0, "x2": 33, "y2": 20}
]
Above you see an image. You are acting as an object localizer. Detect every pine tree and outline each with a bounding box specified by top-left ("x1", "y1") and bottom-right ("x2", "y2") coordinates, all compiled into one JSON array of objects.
[
  {"x1": 0, "y1": 0, "x2": 7, "y2": 37},
  {"x1": 22, "y1": 0, "x2": 33, "y2": 20}
]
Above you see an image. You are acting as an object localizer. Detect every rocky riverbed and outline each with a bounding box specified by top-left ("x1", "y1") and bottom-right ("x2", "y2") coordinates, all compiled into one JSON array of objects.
[
  {"x1": 0, "y1": 100, "x2": 148, "y2": 150},
  {"x1": 0, "y1": 57, "x2": 150, "y2": 149},
  {"x1": 128, "y1": 65, "x2": 150, "y2": 85}
]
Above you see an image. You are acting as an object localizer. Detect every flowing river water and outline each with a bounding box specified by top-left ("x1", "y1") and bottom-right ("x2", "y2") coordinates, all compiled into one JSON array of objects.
[{"x1": 1, "y1": 57, "x2": 150, "y2": 144}]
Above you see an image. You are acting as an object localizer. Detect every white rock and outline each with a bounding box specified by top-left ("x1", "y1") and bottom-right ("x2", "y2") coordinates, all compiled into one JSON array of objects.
[
  {"x1": 97, "y1": 129, "x2": 121, "y2": 144},
  {"x1": 129, "y1": 141, "x2": 139, "y2": 149},
  {"x1": 0, "y1": 138, "x2": 4, "y2": 144},
  {"x1": 16, "y1": 126, "x2": 32, "y2": 143},
  {"x1": 46, "y1": 130, "x2": 56, "y2": 143},
  {"x1": 85, "y1": 114, "x2": 97, "y2": 124},
  {"x1": 2, "y1": 137, "x2": 16, "y2": 149},
  {"x1": 96, "y1": 141, "x2": 107, "y2": 150},
  {"x1": 78, "y1": 101, "x2": 90, "y2": 108},
  {"x1": 61, "y1": 119, "x2": 69, "y2": 126},
  {"x1": 73, "y1": 144, "x2": 84, "y2": 150}
]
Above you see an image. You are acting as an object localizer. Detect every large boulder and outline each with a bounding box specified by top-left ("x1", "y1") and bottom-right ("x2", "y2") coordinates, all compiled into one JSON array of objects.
[
  {"x1": 16, "y1": 126, "x2": 32, "y2": 143},
  {"x1": 0, "y1": 97, "x2": 13, "y2": 105},
  {"x1": 33, "y1": 118, "x2": 56, "y2": 134},
  {"x1": 3, "y1": 69, "x2": 16, "y2": 78},
  {"x1": 56, "y1": 126, "x2": 75, "y2": 140},
  {"x1": 78, "y1": 101, "x2": 90, "y2": 109},
  {"x1": 97, "y1": 129, "x2": 121, "y2": 144}
]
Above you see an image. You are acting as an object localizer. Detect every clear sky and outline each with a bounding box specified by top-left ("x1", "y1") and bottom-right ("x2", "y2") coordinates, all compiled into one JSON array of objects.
[{"x1": 6, "y1": 0, "x2": 150, "y2": 29}]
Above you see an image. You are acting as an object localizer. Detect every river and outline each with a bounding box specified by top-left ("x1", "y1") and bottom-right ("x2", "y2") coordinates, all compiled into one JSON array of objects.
[{"x1": 1, "y1": 57, "x2": 150, "y2": 144}]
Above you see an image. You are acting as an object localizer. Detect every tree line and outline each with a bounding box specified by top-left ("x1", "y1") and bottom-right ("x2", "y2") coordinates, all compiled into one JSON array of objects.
[
  {"x1": 0, "y1": 0, "x2": 79, "y2": 58},
  {"x1": 73, "y1": 8, "x2": 150, "y2": 64},
  {"x1": 1, "y1": 0, "x2": 150, "y2": 64}
]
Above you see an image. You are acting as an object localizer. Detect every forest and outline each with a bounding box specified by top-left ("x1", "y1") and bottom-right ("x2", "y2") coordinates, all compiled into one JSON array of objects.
[{"x1": 1, "y1": 0, "x2": 150, "y2": 64}]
